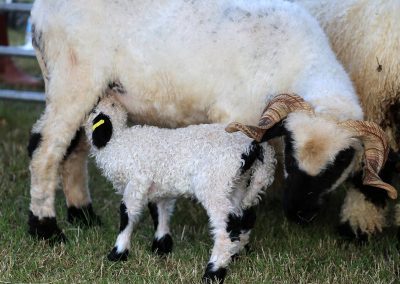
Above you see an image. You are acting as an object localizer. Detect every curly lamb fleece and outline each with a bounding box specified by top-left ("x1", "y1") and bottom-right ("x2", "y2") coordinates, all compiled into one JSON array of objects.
[{"x1": 85, "y1": 96, "x2": 276, "y2": 282}]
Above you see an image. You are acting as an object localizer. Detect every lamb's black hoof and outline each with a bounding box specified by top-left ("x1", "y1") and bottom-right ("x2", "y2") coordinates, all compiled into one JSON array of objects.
[
  {"x1": 337, "y1": 221, "x2": 368, "y2": 245},
  {"x1": 107, "y1": 247, "x2": 129, "y2": 261},
  {"x1": 202, "y1": 263, "x2": 227, "y2": 284},
  {"x1": 28, "y1": 211, "x2": 67, "y2": 243},
  {"x1": 67, "y1": 203, "x2": 102, "y2": 227},
  {"x1": 151, "y1": 234, "x2": 173, "y2": 256},
  {"x1": 397, "y1": 228, "x2": 400, "y2": 252}
]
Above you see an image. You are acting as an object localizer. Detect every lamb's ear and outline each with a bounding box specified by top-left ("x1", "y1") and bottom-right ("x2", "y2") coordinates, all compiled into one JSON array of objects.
[{"x1": 92, "y1": 113, "x2": 113, "y2": 149}]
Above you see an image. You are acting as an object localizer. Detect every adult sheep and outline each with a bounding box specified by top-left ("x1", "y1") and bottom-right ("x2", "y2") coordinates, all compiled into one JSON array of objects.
[
  {"x1": 292, "y1": 0, "x2": 400, "y2": 240},
  {"x1": 27, "y1": 0, "x2": 395, "y2": 242}
]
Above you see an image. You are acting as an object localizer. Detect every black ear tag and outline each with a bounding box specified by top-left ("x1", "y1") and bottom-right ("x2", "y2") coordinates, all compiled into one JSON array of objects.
[{"x1": 92, "y1": 113, "x2": 113, "y2": 149}]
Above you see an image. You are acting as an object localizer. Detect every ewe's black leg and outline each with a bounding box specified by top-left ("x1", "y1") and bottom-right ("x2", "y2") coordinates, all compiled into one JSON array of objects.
[
  {"x1": 67, "y1": 204, "x2": 101, "y2": 226},
  {"x1": 27, "y1": 131, "x2": 66, "y2": 243},
  {"x1": 28, "y1": 211, "x2": 66, "y2": 243},
  {"x1": 339, "y1": 151, "x2": 397, "y2": 242},
  {"x1": 148, "y1": 200, "x2": 175, "y2": 256},
  {"x1": 62, "y1": 129, "x2": 101, "y2": 227}
]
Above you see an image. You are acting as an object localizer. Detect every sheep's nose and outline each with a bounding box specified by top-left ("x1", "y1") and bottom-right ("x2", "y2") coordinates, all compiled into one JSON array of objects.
[
  {"x1": 285, "y1": 208, "x2": 318, "y2": 225},
  {"x1": 296, "y1": 210, "x2": 317, "y2": 224}
]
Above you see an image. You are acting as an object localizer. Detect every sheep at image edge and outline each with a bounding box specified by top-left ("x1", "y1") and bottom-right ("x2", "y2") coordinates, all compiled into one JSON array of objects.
[
  {"x1": 293, "y1": 0, "x2": 400, "y2": 242},
  {"x1": 84, "y1": 95, "x2": 276, "y2": 283}
]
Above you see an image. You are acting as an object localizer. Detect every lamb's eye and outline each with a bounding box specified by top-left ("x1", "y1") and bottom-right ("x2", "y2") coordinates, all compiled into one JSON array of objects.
[{"x1": 112, "y1": 103, "x2": 115, "y2": 107}]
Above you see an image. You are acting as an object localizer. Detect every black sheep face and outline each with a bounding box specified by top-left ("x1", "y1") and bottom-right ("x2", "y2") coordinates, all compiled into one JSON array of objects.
[
  {"x1": 282, "y1": 133, "x2": 355, "y2": 224},
  {"x1": 91, "y1": 113, "x2": 113, "y2": 149},
  {"x1": 88, "y1": 96, "x2": 128, "y2": 149},
  {"x1": 262, "y1": 115, "x2": 357, "y2": 225}
]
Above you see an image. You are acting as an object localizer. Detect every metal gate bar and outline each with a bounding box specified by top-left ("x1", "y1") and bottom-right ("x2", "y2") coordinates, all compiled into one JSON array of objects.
[
  {"x1": 0, "y1": 3, "x2": 33, "y2": 12},
  {"x1": 0, "y1": 2, "x2": 44, "y2": 102},
  {"x1": 0, "y1": 89, "x2": 44, "y2": 102}
]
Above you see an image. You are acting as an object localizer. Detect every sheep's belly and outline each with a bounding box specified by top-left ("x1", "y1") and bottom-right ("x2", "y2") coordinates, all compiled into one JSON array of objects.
[{"x1": 33, "y1": 0, "x2": 310, "y2": 127}]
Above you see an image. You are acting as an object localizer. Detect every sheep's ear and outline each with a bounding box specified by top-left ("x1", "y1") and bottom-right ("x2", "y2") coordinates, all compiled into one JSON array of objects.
[
  {"x1": 92, "y1": 113, "x2": 113, "y2": 149},
  {"x1": 260, "y1": 121, "x2": 286, "y2": 142}
]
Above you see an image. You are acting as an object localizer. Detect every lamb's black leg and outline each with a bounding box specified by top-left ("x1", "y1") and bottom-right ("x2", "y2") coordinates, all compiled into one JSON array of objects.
[{"x1": 148, "y1": 199, "x2": 175, "y2": 256}]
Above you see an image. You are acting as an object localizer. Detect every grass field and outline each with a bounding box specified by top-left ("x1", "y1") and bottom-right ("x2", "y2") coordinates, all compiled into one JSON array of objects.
[
  {"x1": 0, "y1": 100, "x2": 399, "y2": 284},
  {"x1": 1, "y1": 25, "x2": 399, "y2": 284}
]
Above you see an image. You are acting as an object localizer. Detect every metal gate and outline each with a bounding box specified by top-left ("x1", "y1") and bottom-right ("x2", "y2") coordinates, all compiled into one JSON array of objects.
[{"x1": 0, "y1": 2, "x2": 44, "y2": 102}]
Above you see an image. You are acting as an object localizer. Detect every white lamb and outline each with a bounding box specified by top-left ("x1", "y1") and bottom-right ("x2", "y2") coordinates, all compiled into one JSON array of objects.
[{"x1": 84, "y1": 95, "x2": 276, "y2": 283}]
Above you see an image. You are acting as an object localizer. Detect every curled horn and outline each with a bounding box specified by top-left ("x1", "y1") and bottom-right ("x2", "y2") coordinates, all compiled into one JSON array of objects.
[
  {"x1": 339, "y1": 120, "x2": 398, "y2": 199},
  {"x1": 226, "y1": 93, "x2": 314, "y2": 141}
]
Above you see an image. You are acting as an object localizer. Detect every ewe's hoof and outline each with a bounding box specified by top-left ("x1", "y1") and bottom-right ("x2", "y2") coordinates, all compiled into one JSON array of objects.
[
  {"x1": 151, "y1": 234, "x2": 173, "y2": 256},
  {"x1": 28, "y1": 211, "x2": 67, "y2": 243},
  {"x1": 337, "y1": 221, "x2": 368, "y2": 244},
  {"x1": 202, "y1": 263, "x2": 227, "y2": 284},
  {"x1": 107, "y1": 247, "x2": 129, "y2": 261},
  {"x1": 67, "y1": 203, "x2": 102, "y2": 227}
]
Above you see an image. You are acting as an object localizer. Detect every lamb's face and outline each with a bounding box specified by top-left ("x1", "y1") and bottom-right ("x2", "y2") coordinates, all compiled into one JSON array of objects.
[{"x1": 87, "y1": 96, "x2": 128, "y2": 149}]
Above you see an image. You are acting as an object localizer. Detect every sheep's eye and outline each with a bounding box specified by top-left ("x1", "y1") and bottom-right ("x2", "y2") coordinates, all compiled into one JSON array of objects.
[{"x1": 112, "y1": 103, "x2": 115, "y2": 107}]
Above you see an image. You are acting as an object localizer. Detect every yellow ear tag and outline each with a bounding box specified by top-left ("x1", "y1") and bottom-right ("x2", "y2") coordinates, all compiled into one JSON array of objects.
[{"x1": 92, "y1": 119, "x2": 105, "y2": 131}]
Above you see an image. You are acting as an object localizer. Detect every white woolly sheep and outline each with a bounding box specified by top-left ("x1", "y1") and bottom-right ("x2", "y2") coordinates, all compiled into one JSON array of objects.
[
  {"x1": 27, "y1": 0, "x2": 395, "y2": 244},
  {"x1": 292, "y1": 0, "x2": 400, "y2": 241},
  {"x1": 84, "y1": 96, "x2": 276, "y2": 283}
]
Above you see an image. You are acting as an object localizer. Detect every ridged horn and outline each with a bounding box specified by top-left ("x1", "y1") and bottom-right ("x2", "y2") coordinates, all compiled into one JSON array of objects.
[
  {"x1": 339, "y1": 120, "x2": 398, "y2": 199},
  {"x1": 226, "y1": 93, "x2": 314, "y2": 141}
]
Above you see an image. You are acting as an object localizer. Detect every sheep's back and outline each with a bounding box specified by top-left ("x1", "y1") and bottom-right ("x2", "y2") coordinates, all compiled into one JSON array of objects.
[
  {"x1": 296, "y1": 0, "x2": 400, "y2": 150},
  {"x1": 31, "y1": 0, "x2": 357, "y2": 127}
]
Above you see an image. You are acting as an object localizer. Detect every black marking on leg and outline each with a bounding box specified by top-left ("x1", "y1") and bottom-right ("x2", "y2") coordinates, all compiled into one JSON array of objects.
[
  {"x1": 151, "y1": 234, "x2": 173, "y2": 256},
  {"x1": 65, "y1": 128, "x2": 84, "y2": 159},
  {"x1": 28, "y1": 211, "x2": 66, "y2": 243},
  {"x1": 241, "y1": 207, "x2": 256, "y2": 232},
  {"x1": 119, "y1": 202, "x2": 129, "y2": 232},
  {"x1": 107, "y1": 246, "x2": 129, "y2": 262},
  {"x1": 240, "y1": 141, "x2": 264, "y2": 174},
  {"x1": 91, "y1": 113, "x2": 113, "y2": 149},
  {"x1": 202, "y1": 263, "x2": 227, "y2": 284},
  {"x1": 67, "y1": 203, "x2": 102, "y2": 227},
  {"x1": 27, "y1": 133, "x2": 42, "y2": 159},
  {"x1": 337, "y1": 221, "x2": 368, "y2": 244},
  {"x1": 148, "y1": 202, "x2": 159, "y2": 230},
  {"x1": 227, "y1": 207, "x2": 257, "y2": 242},
  {"x1": 226, "y1": 213, "x2": 242, "y2": 242}
]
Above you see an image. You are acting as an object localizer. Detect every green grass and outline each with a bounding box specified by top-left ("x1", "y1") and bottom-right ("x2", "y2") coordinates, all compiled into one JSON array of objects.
[
  {"x1": 0, "y1": 100, "x2": 399, "y2": 283},
  {"x1": 0, "y1": 26, "x2": 399, "y2": 284}
]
